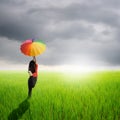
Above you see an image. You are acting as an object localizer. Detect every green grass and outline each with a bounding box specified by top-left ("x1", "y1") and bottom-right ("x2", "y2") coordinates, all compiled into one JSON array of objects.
[{"x1": 0, "y1": 70, "x2": 120, "y2": 120}]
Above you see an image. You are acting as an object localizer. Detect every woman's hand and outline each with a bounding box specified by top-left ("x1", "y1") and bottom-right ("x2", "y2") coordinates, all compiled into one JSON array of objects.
[{"x1": 28, "y1": 71, "x2": 33, "y2": 76}]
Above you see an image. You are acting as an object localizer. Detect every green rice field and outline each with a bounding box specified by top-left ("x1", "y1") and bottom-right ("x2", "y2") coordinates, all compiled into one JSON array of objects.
[{"x1": 0, "y1": 70, "x2": 120, "y2": 120}]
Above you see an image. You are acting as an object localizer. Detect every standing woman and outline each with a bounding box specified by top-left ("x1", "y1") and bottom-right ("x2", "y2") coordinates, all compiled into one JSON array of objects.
[{"x1": 28, "y1": 56, "x2": 38, "y2": 97}]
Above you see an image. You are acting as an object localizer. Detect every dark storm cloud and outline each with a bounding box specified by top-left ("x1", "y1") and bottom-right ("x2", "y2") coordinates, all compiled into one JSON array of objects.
[
  {"x1": 0, "y1": 0, "x2": 120, "y2": 41},
  {"x1": 26, "y1": 1, "x2": 120, "y2": 42},
  {"x1": 0, "y1": 0, "x2": 120, "y2": 66},
  {"x1": 0, "y1": 6, "x2": 38, "y2": 40}
]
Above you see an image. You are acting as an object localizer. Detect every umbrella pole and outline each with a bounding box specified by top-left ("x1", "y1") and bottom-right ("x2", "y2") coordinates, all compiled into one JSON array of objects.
[{"x1": 33, "y1": 56, "x2": 36, "y2": 63}]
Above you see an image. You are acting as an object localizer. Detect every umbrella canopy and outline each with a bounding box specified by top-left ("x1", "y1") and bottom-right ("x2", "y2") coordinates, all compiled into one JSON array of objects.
[{"x1": 20, "y1": 39, "x2": 46, "y2": 56}]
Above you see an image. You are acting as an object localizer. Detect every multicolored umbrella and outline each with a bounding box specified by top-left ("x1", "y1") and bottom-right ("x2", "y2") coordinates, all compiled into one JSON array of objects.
[{"x1": 20, "y1": 39, "x2": 46, "y2": 56}]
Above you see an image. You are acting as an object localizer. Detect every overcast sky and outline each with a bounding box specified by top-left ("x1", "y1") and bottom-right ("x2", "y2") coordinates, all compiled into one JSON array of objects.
[{"x1": 0, "y1": 0, "x2": 120, "y2": 69}]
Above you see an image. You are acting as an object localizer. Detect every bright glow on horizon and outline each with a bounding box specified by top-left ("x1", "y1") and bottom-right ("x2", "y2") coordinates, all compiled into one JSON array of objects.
[{"x1": 0, "y1": 60, "x2": 120, "y2": 72}]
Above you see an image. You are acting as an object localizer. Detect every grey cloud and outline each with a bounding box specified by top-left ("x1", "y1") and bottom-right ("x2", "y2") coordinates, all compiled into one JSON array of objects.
[
  {"x1": 0, "y1": 0, "x2": 120, "y2": 41},
  {"x1": 28, "y1": 2, "x2": 120, "y2": 25},
  {"x1": 26, "y1": 2, "x2": 120, "y2": 42},
  {"x1": 0, "y1": 13, "x2": 38, "y2": 41}
]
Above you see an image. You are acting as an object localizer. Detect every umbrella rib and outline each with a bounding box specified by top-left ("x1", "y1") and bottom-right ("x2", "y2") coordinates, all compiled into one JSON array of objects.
[
  {"x1": 36, "y1": 45, "x2": 42, "y2": 55},
  {"x1": 31, "y1": 44, "x2": 36, "y2": 56}
]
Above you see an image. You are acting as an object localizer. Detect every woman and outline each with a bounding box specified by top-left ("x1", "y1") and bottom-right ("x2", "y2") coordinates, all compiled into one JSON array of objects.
[{"x1": 28, "y1": 56, "x2": 38, "y2": 97}]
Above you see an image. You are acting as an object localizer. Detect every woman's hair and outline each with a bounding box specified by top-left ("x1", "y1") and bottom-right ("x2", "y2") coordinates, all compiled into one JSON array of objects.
[{"x1": 28, "y1": 60, "x2": 36, "y2": 73}]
